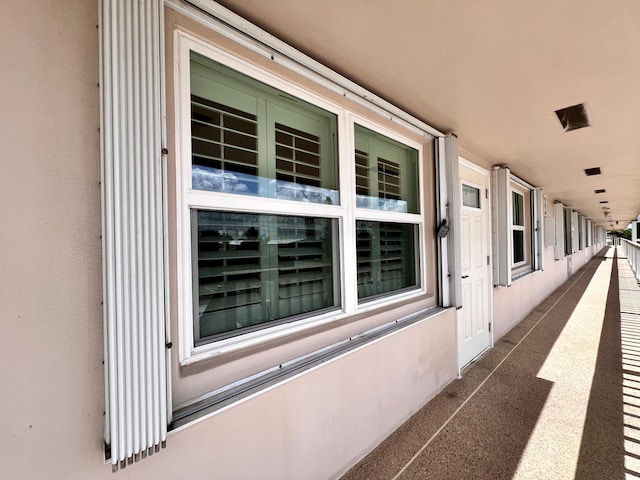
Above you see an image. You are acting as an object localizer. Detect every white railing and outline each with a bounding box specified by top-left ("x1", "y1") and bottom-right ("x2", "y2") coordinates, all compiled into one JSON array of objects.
[{"x1": 622, "y1": 239, "x2": 640, "y2": 282}]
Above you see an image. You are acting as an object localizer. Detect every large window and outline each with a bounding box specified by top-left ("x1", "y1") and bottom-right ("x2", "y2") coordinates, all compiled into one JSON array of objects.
[{"x1": 176, "y1": 35, "x2": 426, "y2": 361}]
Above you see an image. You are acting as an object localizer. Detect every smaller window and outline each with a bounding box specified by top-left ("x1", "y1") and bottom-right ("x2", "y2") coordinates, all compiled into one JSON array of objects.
[
  {"x1": 190, "y1": 52, "x2": 339, "y2": 205},
  {"x1": 563, "y1": 207, "x2": 572, "y2": 256},
  {"x1": 492, "y1": 167, "x2": 542, "y2": 286},
  {"x1": 578, "y1": 214, "x2": 584, "y2": 250},
  {"x1": 511, "y1": 190, "x2": 527, "y2": 266},
  {"x1": 356, "y1": 221, "x2": 418, "y2": 301},
  {"x1": 354, "y1": 124, "x2": 419, "y2": 214},
  {"x1": 462, "y1": 184, "x2": 481, "y2": 208}
]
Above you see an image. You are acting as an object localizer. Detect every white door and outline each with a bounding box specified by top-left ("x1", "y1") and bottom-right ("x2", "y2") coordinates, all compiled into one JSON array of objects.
[{"x1": 458, "y1": 160, "x2": 492, "y2": 369}]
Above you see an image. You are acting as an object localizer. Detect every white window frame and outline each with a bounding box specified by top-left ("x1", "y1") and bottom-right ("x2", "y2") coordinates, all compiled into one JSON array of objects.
[
  {"x1": 174, "y1": 31, "x2": 426, "y2": 365},
  {"x1": 510, "y1": 186, "x2": 528, "y2": 268},
  {"x1": 460, "y1": 180, "x2": 483, "y2": 211},
  {"x1": 492, "y1": 166, "x2": 542, "y2": 286},
  {"x1": 350, "y1": 115, "x2": 425, "y2": 309}
]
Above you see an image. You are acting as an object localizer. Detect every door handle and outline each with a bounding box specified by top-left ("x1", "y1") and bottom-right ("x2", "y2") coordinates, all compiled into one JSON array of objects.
[{"x1": 462, "y1": 275, "x2": 469, "y2": 279}]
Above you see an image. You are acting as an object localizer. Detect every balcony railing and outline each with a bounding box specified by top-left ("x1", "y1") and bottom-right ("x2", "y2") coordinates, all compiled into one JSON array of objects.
[{"x1": 622, "y1": 239, "x2": 640, "y2": 282}]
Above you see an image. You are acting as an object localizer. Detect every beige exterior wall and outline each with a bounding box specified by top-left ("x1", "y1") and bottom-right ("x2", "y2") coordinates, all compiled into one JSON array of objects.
[
  {"x1": 0, "y1": 2, "x2": 605, "y2": 479},
  {"x1": 164, "y1": 7, "x2": 441, "y2": 409},
  {"x1": 491, "y1": 195, "x2": 605, "y2": 340},
  {"x1": 0, "y1": 0, "x2": 105, "y2": 477},
  {"x1": 128, "y1": 308, "x2": 456, "y2": 480},
  {"x1": 0, "y1": 3, "x2": 456, "y2": 479}
]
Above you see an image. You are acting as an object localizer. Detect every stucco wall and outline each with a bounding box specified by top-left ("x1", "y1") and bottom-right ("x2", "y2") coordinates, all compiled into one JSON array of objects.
[
  {"x1": 0, "y1": 3, "x2": 458, "y2": 479},
  {"x1": 115, "y1": 308, "x2": 456, "y2": 480},
  {"x1": 0, "y1": 2, "x2": 606, "y2": 479},
  {"x1": 0, "y1": 0, "x2": 105, "y2": 478},
  {"x1": 492, "y1": 239, "x2": 604, "y2": 341}
]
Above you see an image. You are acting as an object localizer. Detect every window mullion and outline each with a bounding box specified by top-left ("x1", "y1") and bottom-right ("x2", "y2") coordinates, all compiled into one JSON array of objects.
[
  {"x1": 340, "y1": 112, "x2": 358, "y2": 314},
  {"x1": 258, "y1": 99, "x2": 270, "y2": 197}
]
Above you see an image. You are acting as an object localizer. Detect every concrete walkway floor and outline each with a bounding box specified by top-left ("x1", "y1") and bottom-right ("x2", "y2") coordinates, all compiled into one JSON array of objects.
[{"x1": 342, "y1": 246, "x2": 640, "y2": 480}]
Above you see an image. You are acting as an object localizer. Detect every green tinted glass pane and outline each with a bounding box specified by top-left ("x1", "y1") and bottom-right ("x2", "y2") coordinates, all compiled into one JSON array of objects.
[
  {"x1": 190, "y1": 52, "x2": 339, "y2": 205},
  {"x1": 354, "y1": 124, "x2": 419, "y2": 214},
  {"x1": 356, "y1": 221, "x2": 417, "y2": 300},
  {"x1": 462, "y1": 184, "x2": 481, "y2": 208},
  {"x1": 193, "y1": 210, "x2": 337, "y2": 344}
]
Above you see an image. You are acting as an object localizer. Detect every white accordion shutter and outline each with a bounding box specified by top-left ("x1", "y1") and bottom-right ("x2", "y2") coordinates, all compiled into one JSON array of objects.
[
  {"x1": 492, "y1": 166, "x2": 511, "y2": 286},
  {"x1": 100, "y1": 0, "x2": 169, "y2": 471},
  {"x1": 444, "y1": 135, "x2": 462, "y2": 308},
  {"x1": 533, "y1": 188, "x2": 544, "y2": 271},
  {"x1": 554, "y1": 202, "x2": 566, "y2": 260}
]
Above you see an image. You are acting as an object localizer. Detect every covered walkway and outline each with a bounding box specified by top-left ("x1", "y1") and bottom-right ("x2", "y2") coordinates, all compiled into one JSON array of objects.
[{"x1": 343, "y1": 246, "x2": 640, "y2": 479}]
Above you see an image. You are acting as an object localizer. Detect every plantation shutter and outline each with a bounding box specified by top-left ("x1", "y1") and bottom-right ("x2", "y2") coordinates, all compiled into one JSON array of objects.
[
  {"x1": 275, "y1": 216, "x2": 334, "y2": 318},
  {"x1": 354, "y1": 127, "x2": 417, "y2": 299},
  {"x1": 194, "y1": 211, "x2": 266, "y2": 341},
  {"x1": 193, "y1": 212, "x2": 335, "y2": 343},
  {"x1": 190, "y1": 95, "x2": 260, "y2": 193}
]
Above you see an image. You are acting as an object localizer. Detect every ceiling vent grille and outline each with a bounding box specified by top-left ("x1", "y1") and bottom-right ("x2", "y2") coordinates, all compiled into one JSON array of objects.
[
  {"x1": 555, "y1": 103, "x2": 590, "y2": 132},
  {"x1": 584, "y1": 167, "x2": 601, "y2": 176}
]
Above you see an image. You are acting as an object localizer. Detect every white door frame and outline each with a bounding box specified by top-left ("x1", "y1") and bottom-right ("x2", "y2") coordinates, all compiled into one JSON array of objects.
[{"x1": 457, "y1": 157, "x2": 494, "y2": 375}]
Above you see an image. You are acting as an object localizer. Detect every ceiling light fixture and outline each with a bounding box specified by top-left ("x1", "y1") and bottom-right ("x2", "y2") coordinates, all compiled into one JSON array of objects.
[{"x1": 555, "y1": 103, "x2": 591, "y2": 132}]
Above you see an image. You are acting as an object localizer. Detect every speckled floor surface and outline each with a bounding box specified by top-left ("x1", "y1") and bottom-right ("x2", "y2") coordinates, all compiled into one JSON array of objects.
[{"x1": 342, "y1": 247, "x2": 634, "y2": 480}]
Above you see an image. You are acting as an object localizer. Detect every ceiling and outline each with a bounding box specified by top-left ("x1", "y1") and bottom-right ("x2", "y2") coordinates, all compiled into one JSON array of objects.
[{"x1": 216, "y1": 0, "x2": 640, "y2": 229}]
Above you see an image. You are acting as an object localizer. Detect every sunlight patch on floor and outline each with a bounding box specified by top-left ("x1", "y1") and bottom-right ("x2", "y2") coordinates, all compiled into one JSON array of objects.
[
  {"x1": 619, "y1": 247, "x2": 640, "y2": 480},
  {"x1": 512, "y1": 256, "x2": 612, "y2": 480}
]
